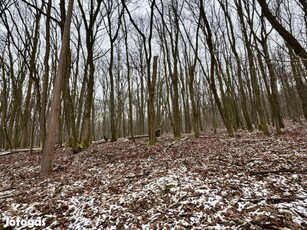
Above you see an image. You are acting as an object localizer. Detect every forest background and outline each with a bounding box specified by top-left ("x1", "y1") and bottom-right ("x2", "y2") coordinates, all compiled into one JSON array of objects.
[{"x1": 0, "y1": 0, "x2": 306, "y2": 151}]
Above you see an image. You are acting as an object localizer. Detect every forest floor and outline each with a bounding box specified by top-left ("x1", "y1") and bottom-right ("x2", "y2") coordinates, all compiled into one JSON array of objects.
[{"x1": 0, "y1": 122, "x2": 307, "y2": 230}]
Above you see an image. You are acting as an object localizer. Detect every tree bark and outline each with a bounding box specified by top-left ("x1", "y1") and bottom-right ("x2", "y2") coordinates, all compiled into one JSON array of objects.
[
  {"x1": 40, "y1": 0, "x2": 52, "y2": 150},
  {"x1": 148, "y1": 56, "x2": 158, "y2": 145},
  {"x1": 40, "y1": 0, "x2": 74, "y2": 176},
  {"x1": 123, "y1": 16, "x2": 134, "y2": 141}
]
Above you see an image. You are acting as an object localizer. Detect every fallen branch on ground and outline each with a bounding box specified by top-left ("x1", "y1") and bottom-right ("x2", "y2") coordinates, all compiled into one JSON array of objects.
[
  {"x1": 0, "y1": 148, "x2": 41, "y2": 156},
  {"x1": 248, "y1": 168, "x2": 307, "y2": 175},
  {"x1": 145, "y1": 194, "x2": 187, "y2": 224},
  {"x1": 92, "y1": 139, "x2": 108, "y2": 144},
  {"x1": 0, "y1": 189, "x2": 16, "y2": 200},
  {"x1": 249, "y1": 220, "x2": 277, "y2": 229},
  {"x1": 127, "y1": 134, "x2": 149, "y2": 140},
  {"x1": 0, "y1": 139, "x2": 108, "y2": 156},
  {"x1": 164, "y1": 137, "x2": 188, "y2": 152},
  {"x1": 240, "y1": 196, "x2": 304, "y2": 204},
  {"x1": 127, "y1": 130, "x2": 161, "y2": 141}
]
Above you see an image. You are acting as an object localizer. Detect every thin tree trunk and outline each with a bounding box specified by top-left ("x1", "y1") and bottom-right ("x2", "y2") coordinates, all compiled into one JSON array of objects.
[
  {"x1": 40, "y1": 0, "x2": 52, "y2": 150},
  {"x1": 287, "y1": 45, "x2": 307, "y2": 121},
  {"x1": 40, "y1": 0, "x2": 74, "y2": 176},
  {"x1": 199, "y1": 0, "x2": 233, "y2": 136},
  {"x1": 236, "y1": 0, "x2": 269, "y2": 135},
  {"x1": 148, "y1": 56, "x2": 158, "y2": 145},
  {"x1": 124, "y1": 18, "x2": 134, "y2": 141}
]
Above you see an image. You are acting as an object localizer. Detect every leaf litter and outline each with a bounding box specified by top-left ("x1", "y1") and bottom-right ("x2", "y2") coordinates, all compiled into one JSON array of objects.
[{"x1": 0, "y1": 123, "x2": 306, "y2": 229}]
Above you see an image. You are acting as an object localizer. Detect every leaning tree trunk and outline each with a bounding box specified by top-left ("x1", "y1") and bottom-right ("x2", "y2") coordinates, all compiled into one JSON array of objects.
[
  {"x1": 40, "y1": 0, "x2": 74, "y2": 176},
  {"x1": 256, "y1": 0, "x2": 307, "y2": 71}
]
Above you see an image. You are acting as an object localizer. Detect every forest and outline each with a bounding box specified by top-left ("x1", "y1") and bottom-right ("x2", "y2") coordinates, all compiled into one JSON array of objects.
[
  {"x1": 0, "y1": 0, "x2": 307, "y2": 229},
  {"x1": 0, "y1": 0, "x2": 305, "y2": 149}
]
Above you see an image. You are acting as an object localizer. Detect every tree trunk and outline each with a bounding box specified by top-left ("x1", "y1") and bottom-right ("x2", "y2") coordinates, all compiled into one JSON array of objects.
[
  {"x1": 256, "y1": 0, "x2": 307, "y2": 71},
  {"x1": 188, "y1": 66, "x2": 200, "y2": 137},
  {"x1": 124, "y1": 18, "x2": 134, "y2": 141},
  {"x1": 40, "y1": 0, "x2": 74, "y2": 176},
  {"x1": 219, "y1": 1, "x2": 253, "y2": 131},
  {"x1": 40, "y1": 0, "x2": 52, "y2": 150},
  {"x1": 148, "y1": 56, "x2": 158, "y2": 145},
  {"x1": 236, "y1": 0, "x2": 269, "y2": 135},
  {"x1": 287, "y1": 45, "x2": 307, "y2": 121},
  {"x1": 199, "y1": 0, "x2": 234, "y2": 136}
]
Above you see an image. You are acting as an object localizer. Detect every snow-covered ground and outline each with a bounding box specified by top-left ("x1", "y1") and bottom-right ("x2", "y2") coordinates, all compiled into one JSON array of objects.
[{"x1": 1, "y1": 124, "x2": 306, "y2": 229}]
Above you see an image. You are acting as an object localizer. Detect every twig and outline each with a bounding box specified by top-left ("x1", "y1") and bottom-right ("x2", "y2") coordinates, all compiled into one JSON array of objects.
[
  {"x1": 239, "y1": 196, "x2": 304, "y2": 204},
  {"x1": 164, "y1": 137, "x2": 188, "y2": 153},
  {"x1": 0, "y1": 189, "x2": 16, "y2": 200},
  {"x1": 145, "y1": 194, "x2": 187, "y2": 224},
  {"x1": 166, "y1": 194, "x2": 187, "y2": 211},
  {"x1": 0, "y1": 194, "x2": 14, "y2": 200},
  {"x1": 145, "y1": 213, "x2": 161, "y2": 224},
  {"x1": 250, "y1": 220, "x2": 275, "y2": 229},
  {"x1": 248, "y1": 168, "x2": 307, "y2": 176},
  {"x1": 164, "y1": 141, "x2": 177, "y2": 152}
]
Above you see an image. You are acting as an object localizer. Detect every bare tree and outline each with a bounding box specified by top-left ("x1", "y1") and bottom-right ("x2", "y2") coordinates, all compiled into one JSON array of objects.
[
  {"x1": 256, "y1": 0, "x2": 307, "y2": 71},
  {"x1": 179, "y1": 1, "x2": 201, "y2": 137},
  {"x1": 123, "y1": 15, "x2": 135, "y2": 141},
  {"x1": 156, "y1": 0, "x2": 182, "y2": 139},
  {"x1": 122, "y1": 0, "x2": 158, "y2": 145},
  {"x1": 102, "y1": 0, "x2": 123, "y2": 142},
  {"x1": 236, "y1": 0, "x2": 269, "y2": 135},
  {"x1": 199, "y1": 0, "x2": 234, "y2": 136},
  {"x1": 219, "y1": 0, "x2": 253, "y2": 131},
  {"x1": 256, "y1": 0, "x2": 307, "y2": 121},
  {"x1": 40, "y1": 0, "x2": 52, "y2": 150},
  {"x1": 40, "y1": 0, "x2": 74, "y2": 176},
  {"x1": 77, "y1": 0, "x2": 104, "y2": 147}
]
